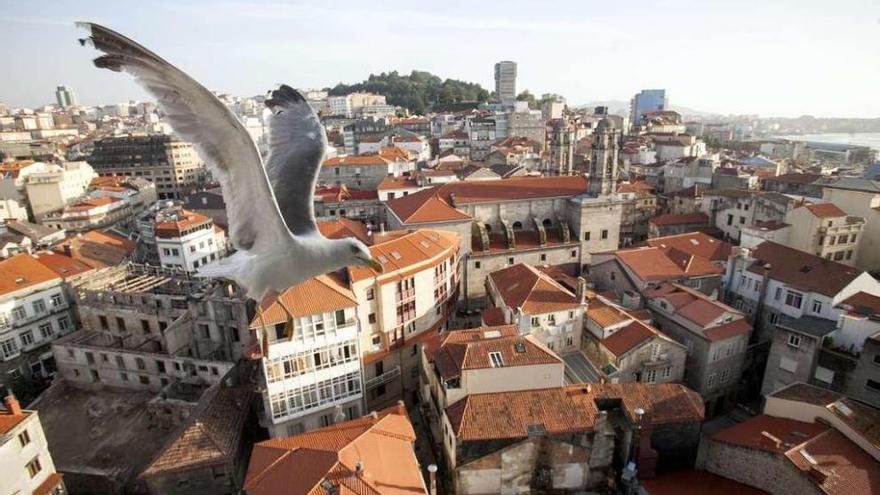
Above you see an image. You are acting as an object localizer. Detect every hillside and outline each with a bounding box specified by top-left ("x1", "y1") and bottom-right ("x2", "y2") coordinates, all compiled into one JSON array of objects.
[{"x1": 328, "y1": 70, "x2": 490, "y2": 115}]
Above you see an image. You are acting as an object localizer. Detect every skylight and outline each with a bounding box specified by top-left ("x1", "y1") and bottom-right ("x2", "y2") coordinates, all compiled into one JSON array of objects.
[{"x1": 489, "y1": 351, "x2": 504, "y2": 367}]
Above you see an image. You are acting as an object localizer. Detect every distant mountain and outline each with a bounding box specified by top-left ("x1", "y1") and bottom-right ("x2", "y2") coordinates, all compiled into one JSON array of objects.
[{"x1": 578, "y1": 99, "x2": 715, "y2": 118}]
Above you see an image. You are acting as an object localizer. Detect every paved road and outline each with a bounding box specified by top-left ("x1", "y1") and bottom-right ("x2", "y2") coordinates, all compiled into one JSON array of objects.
[{"x1": 563, "y1": 351, "x2": 602, "y2": 383}]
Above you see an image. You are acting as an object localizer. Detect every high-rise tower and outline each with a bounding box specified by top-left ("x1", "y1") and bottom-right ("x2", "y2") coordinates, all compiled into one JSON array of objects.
[
  {"x1": 55, "y1": 86, "x2": 78, "y2": 109},
  {"x1": 494, "y1": 61, "x2": 517, "y2": 106},
  {"x1": 589, "y1": 118, "x2": 620, "y2": 196}
]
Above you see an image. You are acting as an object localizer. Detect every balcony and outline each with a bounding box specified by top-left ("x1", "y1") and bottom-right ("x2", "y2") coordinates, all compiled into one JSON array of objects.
[
  {"x1": 395, "y1": 288, "x2": 415, "y2": 303},
  {"x1": 365, "y1": 365, "x2": 400, "y2": 389}
]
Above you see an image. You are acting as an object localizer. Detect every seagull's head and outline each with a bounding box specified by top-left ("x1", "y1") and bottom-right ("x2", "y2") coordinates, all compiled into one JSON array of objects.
[{"x1": 345, "y1": 238, "x2": 383, "y2": 273}]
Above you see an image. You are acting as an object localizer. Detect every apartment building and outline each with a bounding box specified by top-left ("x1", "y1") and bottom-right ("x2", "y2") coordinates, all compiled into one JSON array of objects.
[
  {"x1": 582, "y1": 297, "x2": 687, "y2": 384},
  {"x1": 648, "y1": 213, "x2": 709, "y2": 237},
  {"x1": 485, "y1": 263, "x2": 585, "y2": 354},
  {"x1": 646, "y1": 283, "x2": 752, "y2": 416},
  {"x1": 318, "y1": 155, "x2": 397, "y2": 189},
  {"x1": 699, "y1": 189, "x2": 794, "y2": 242},
  {"x1": 24, "y1": 160, "x2": 96, "y2": 216},
  {"x1": 740, "y1": 203, "x2": 865, "y2": 266},
  {"x1": 153, "y1": 207, "x2": 227, "y2": 271},
  {"x1": 39, "y1": 177, "x2": 157, "y2": 233},
  {"x1": 0, "y1": 392, "x2": 65, "y2": 495},
  {"x1": 88, "y1": 134, "x2": 206, "y2": 199},
  {"x1": 250, "y1": 275, "x2": 364, "y2": 437},
  {"x1": 0, "y1": 254, "x2": 77, "y2": 390},
  {"x1": 816, "y1": 177, "x2": 880, "y2": 271},
  {"x1": 349, "y1": 229, "x2": 461, "y2": 410}
]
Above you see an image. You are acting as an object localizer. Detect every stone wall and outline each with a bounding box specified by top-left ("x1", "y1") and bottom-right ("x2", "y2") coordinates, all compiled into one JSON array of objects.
[{"x1": 704, "y1": 440, "x2": 821, "y2": 495}]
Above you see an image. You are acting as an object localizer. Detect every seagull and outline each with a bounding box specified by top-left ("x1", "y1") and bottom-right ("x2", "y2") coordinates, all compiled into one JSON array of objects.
[{"x1": 77, "y1": 23, "x2": 383, "y2": 319}]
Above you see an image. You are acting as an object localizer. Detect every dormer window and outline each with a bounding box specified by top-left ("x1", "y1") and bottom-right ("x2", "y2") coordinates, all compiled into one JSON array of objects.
[{"x1": 489, "y1": 351, "x2": 504, "y2": 367}]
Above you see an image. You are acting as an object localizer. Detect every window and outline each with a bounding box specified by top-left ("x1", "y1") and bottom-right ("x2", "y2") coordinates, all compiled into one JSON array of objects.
[
  {"x1": 584, "y1": 232, "x2": 591, "y2": 241},
  {"x1": 51, "y1": 293, "x2": 63, "y2": 307},
  {"x1": 120, "y1": 372, "x2": 129, "y2": 381},
  {"x1": 12, "y1": 306, "x2": 26, "y2": 321},
  {"x1": 846, "y1": 250, "x2": 853, "y2": 260},
  {"x1": 784, "y1": 290, "x2": 803, "y2": 309},
  {"x1": 368, "y1": 313, "x2": 376, "y2": 324},
  {"x1": 570, "y1": 250, "x2": 577, "y2": 258},
  {"x1": 707, "y1": 373, "x2": 717, "y2": 388},
  {"x1": 834, "y1": 251, "x2": 844, "y2": 261},
  {"x1": 366, "y1": 288, "x2": 374, "y2": 301},
  {"x1": 774, "y1": 287, "x2": 782, "y2": 300},
  {"x1": 601, "y1": 229, "x2": 608, "y2": 240},
  {"x1": 136, "y1": 357, "x2": 146, "y2": 370},
  {"x1": 788, "y1": 334, "x2": 802, "y2": 348},
  {"x1": 18, "y1": 429, "x2": 30, "y2": 447},
  {"x1": 720, "y1": 369, "x2": 731, "y2": 383},
  {"x1": 507, "y1": 257, "x2": 514, "y2": 265},
  {"x1": 474, "y1": 261, "x2": 481, "y2": 269},
  {"x1": 26, "y1": 457, "x2": 41, "y2": 478},
  {"x1": 643, "y1": 369, "x2": 657, "y2": 383},
  {"x1": 20, "y1": 330, "x2": 34, "y2": 347},
  {"x1": 32, "y1": 300, "x2": 46, "y2": 314},
  {"x1": 727, "y1": 214, "x2": 733, "y2": 226},
  {"x1": 812, "y1": 300, "x2": 823, "y2": 314},
  {"x1": 99, "y1": 315, "x2": 108, "y2": 330},
  {"x1": 139, "y1": 376, "x2": 150, "y2": 385},
  {"x1": 540, "y1": 254, "x2": 547, "y2": 262},
  {"x1": 829, "y1": 236, "x2": 836, "y2": 245},
  {"x1": 769, "y1": 312, "x2": 779, "y2": 325},
  {"x1": 838, "y1": 235, "x2": 848, "y2": 244},
  {"x1": 739, "y1": 216, "x2": 746, "y2": 225},
  {"x1": 335, "y1": 310, "x2": 346, "y2": 325},
  {"x1": 850, "y1": 234, "x2": 858, "y2": 243},
  {"x1": 39, "y1": 323, "x2": 53, "y2": 339},
  {"x1": 489, "y1": 351, "x2": 504, "y2": 367},
  {"x1": 116, "y1": 317, "x2": 126, "y2": 332},
  {"x1": 867, "y1": 379, "x2": 880, "y2": 393},
  {"x1": 531, "y1": 317, "x2": 540, "y2": 327}
]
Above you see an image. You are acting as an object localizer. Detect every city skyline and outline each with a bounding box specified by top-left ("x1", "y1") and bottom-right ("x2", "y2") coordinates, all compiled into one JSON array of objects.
[{"x1": 1, "y1": 0, "x2": 880, "y2": 118}]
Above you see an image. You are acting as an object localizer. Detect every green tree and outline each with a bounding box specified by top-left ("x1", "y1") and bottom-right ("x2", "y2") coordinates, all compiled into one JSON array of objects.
[{"x1": 516, "y1": 90, "x2": 536, "y2": 107}]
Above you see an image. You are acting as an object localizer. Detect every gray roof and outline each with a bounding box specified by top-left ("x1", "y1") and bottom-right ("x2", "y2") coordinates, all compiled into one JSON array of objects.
[
  {"x1": 816, "y1": 176, "x2": 880, "y2": 193},
  {"x1": 777, "y1": 314, "x2": 837, "y2": 338},
  {"x1": 5, "y1": 221, "x2": 62, "y2": 242}
]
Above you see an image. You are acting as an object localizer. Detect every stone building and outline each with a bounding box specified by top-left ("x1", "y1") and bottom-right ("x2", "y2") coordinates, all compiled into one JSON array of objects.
[
  {"x1": 547, "y1": 118, "x2": 576, "y2": 176},
  {"x1": 439, "y1": 383, "x2": 704, "y2": 494},
  {"x1": 582, "y1": 297, "x2": 687, "y2": 384},
  {"x1": 646, "y1": 283, "x2": 752, "y2": 416},
  {"x1": 648, "y1": 213, "x2": 709, "y2": 238}
]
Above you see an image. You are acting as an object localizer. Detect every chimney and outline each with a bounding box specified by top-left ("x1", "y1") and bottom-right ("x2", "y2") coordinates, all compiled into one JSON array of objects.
[
  {"x1": 3, "y1": 390, "x2": 22, "y2": 416},
  {"x1": 633, "y1": 408, "x2": 659, "y2": 479},
  {"x1": 396, "y1": 400, "x2": 406, "y2": 416},
  {"x1": 576, "y1": 277, "x2": 587, "y2": 304},
  {"x1": 761, "y1": 430, "x2": 782, "y2": 450},
  {"x1": 63, "y1": 243, "x2": 72, "y2": 257}
]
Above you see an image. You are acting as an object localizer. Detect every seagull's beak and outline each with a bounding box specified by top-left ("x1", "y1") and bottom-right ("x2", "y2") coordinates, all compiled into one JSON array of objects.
[{"x1": 365, "y1": 258, "x2": 384, "y2": 273}]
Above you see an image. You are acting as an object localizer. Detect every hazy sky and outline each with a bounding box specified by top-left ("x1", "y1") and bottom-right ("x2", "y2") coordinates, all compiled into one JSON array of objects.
[{"x1": 2, "y1": 0, "x2": 879, "y2": 117}]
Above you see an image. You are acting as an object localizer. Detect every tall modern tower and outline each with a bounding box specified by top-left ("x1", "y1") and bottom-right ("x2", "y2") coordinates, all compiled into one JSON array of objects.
[
  {"x1": 630, "y1": 89, "x2": 667, "y2": 124},
  {"x1": 55, "y1": 86, "x2": 78, "y2": 109},
  {"x1": 589, "y1": 118, "x2": 621, "y2": 196},
  {"x1": 494, "y1": 61, "x2": 517, "y2": 106}
]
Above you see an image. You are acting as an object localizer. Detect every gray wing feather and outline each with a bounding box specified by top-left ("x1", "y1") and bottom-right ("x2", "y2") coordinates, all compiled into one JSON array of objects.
[
  {"x1": 79, "y1": 22, "x2": 292, "y2": 253},
  {"x1": 263, "y1": 85, "x2": 327, "y2": 236}
]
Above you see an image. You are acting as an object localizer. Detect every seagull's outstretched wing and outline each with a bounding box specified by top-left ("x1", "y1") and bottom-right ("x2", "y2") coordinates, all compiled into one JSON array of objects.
[
  {"x1": 263, "y1": 86, "x2": 327, "y2": 237},
  {"x1": 78, "y1": 22, "x2": 291, "y2": 253}
]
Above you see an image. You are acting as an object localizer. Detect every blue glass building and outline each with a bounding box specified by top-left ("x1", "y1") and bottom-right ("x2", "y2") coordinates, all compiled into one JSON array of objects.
[{"x1": 630, "y1": 89, "x2": 667, "y2": 124}]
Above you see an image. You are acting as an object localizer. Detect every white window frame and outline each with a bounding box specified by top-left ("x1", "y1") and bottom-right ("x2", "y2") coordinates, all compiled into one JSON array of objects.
[
  {"x1": 788, "y1": 333, "x2": 802, "y2": 348},
  {"x1": 489, "y1": 351, "x2": 504, "y2": 368}
]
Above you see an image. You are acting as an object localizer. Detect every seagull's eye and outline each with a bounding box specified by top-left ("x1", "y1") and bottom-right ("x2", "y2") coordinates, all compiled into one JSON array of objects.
[{"x1": 350, "y1": 245, "x2": 360, "y2": 254}]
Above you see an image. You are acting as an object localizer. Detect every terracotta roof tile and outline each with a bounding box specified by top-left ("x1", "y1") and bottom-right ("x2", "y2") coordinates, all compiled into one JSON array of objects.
[
  {"x1": 0, "y1": 407, "x2": 30, "y2": 435},
  {"x1": 53, "y1": 230, "x2": 136, "y2": 268},
  {"x1": 377, "y1": 175, "x2": 420, "y2": 190},
  {"x1": 785, "y1": 429, "x2": 880, "y2": 495},
  {"x1": 244, "y1": 404, "x2": 425, "y2": 495},
  {"x1": 748, "y1": 242, "x2": 863, "y2": 297},
  {"x1": 447, "y1": 383, "x2": 703, "y2": 442},
  {"x1": 317, "y1": 218, "x2": 372, "y2": 245},
  {"x1": 433, "y1": 327, "x2": 560, "y2": 380},
  {"x1": 838, "y1": 291, "x2": 880, "y2": 318},
  {"x1": 251, "y1": 275, "x2": 357, "y2": 328},
  {"x1": 649, "y1": 213, "x2": 709, "y2": 226},
  {"x1": 32, "y1": 251, "x2": 93, "y2": 279},
  {"x1": 802, "y1": 203, "x2": 847, "y2": 218},
  {"x1": 32, "y1": 473, "x2": 64, "y2": 495},
  {"x1": 349, "y1": 229, "x2": 459, "y2": 283},
  {"x1": 646, "y1": 283, "x2": 751, "y2": 342},
  {"x1": 641, "y1": 470, "x2": 768, "y2": 495},
  {"x1": 601, "y1": 321, "x2": 656, "y2": 357},
  {"x1": 143, "y1": 386, "x2": 252, "y2": 476},
  {"x1": 0, "y1": 254, "x2": 61, "y2": 297},
  {"x1": 155, "y1": 209, "x2": 213, "y2": 238},
  {"x1": 489, "y1": 263, "x2": 582, "y2": 314},
  {"x1": 586, "y1": 298, "x2": 631, "y2": 328},
  {"x1": 480, "y1": 307, "x2": 507, "y2": 326},
  {"x1": 613, "y1": 246, "x2": 722, "y2": 282},
  {"x1": 712, "y1": 414, "x2": 827, "y2": 453},
  {"x1": 324, "y1": 155, "x2": 392, "y2": 167},
  {"x1": 385, "y1": 187, "x2": 471, "y2": 224},
  {"x1": 645, "y1": 232, "x2": 732, "y2": 262}
]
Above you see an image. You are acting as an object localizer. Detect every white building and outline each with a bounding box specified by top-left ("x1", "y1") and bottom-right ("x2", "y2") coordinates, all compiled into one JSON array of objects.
[
  {"x1": 154, "y1": 208, "x2": 226, "y2": 271},
  {"x1": 0, "y1": 254, "x2": 76, "y2": 386},
  {"x1": 24, "y1": 161, "x2": 96, "y2": 216},
  {"x1": 253, "y1": 275, "x2": 364, "y2": 437},
  {"x1": 0, "y1": 392, "x2": 64, "y2": 495}
]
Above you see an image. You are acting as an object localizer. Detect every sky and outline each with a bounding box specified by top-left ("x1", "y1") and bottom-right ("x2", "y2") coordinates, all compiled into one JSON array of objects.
[{"x1": 1, "y1": 0, "x2": 879, "y2": 118}]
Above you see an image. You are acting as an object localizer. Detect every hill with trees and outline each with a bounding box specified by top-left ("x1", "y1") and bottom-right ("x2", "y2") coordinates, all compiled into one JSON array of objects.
[{"x1": 328, "y1": 70, "x2": 490, "y2": 115}]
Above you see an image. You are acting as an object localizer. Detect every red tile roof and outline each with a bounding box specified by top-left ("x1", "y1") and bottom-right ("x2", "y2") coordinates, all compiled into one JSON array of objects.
[
  {"x1": 601, "y1": 320, "x2": 656, "y2": 357},
  {"x1": 324, "y1": 155, "x2": 391, "y2": 167},
  {"x1": 155, "y1": 209, "x2": 213, "y2": 238},
  {"x1": 0, "y1": 405, "x2": 31, "y2": 435},
  {"x1": 447, "y1": 383, "x2": 703, "y2": 442},
  {"x1": 53, "y1": 230, "x2": 136, "y2": 268},
  {"x1": 316, "y1": 218, "x2": 372, "y2": 245},
  {"x1": 785, "y1": 429, "x2": 880, "y2": 495},
  {"x1": 250, "y1": 275, "x2": 357, "y2": 328},
  {"x1": 480, "y1": 307, "x2": 507, "y2": 326},
  {"x1": 641, "y1": 470, "x2": 768, "y2": 495},
  {"x1": 612, "y1": 246, "x2": 724, "y2": 283},
  {"x1": 748, "y1": 242, "x2": 863, "y2": 297},
  {"x1": 838, "y1": 291, "x2": 880, "y2": 318},
  {"x1": 649, "y1": 213, "x2": 709, "y2": 226},
  {"x1": 432, "y1": 326, "x2": 560, "y2": 379},
  {"x1": 377, "y1": 175, "x2": 420, "y2": 190},
  {"x1": 489, "y1": 263, "x2": 582, "y2": 314},
  {"x1": 712, "y1": 414, "x2": 828, "y2": 453},
  {"x1": 349, "y1": 229, "x2": 459, "y2": 283},
  {"x1": 31, "y1": 473, "x2": 64, "y2": 495},
  {"x1": 0, "y1": 253, "x2": 61, "y2": 297},
  {"x1": 802, "y1": 203, "x2": 847, "y2": 218},
  {"x1": 645, "y1": 232, "x2": 732, "y2": 262},
  {"x1": 646, "y1": 283, "x2": 751, "y2": 342},
  {"x1": 32, "y1": 251, "x2": 93, "y2": 279},
  {"x1": 244, "y1": 404, "x2": 425, "y2": 495},
  {"x1": 385, "y1": 187, "x2": 471, "y2": 224},
  {"x1": 143, "y1": 387, "x2": 252, "y2": 476}
]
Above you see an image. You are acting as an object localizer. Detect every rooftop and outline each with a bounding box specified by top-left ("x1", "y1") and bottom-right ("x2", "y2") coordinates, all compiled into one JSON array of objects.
[
  {"x1": 250, "y1": 275, "x2": 357, "y2": 328},
  {"x1": 432, "y1": 326, "x2": 560, "y2": 380},
  {"x1": 747, "y1": 241, "x2": 864, "y2": 297},
  {"x1": 323, "y1": 155, "x2": 391, "y2": 167},
  {"x1": 611, "y1": 245, "x2": 724, "y2": 283},
  {"x1": 349, "y1": 229, "x2": 459, "y2": 283},
  {"x1": 646, "y1": 283, "x2": 751, "y2": 341},
  {"x1": 244, "y1": 404, "x2": 425, "y2": 495},
  {"x1": 644, "y1": 232, "x2": 732, "y2": 262},
  {"x1": 446, "y1": 383, "x2": 704, "y2": 442},
  {"x1": 0, "y1": 253, "x2": 62, "y2": 298},
  {"x1": 489, "y1": 263, "x2": 582, "y2": 315},
  {"x1": 316, "y1": 218, "x2": 372, "y2": 245},
  {"x1": 641, "y1": 470, "x2": 768, "y2": 495},
  {"x1": 785, "y1": 428, "x2": 880, "y2": 495},
  {"x1": 712, "y1": 414, "x2": 827, "y2": 453},
  {"x1": 649, "y1": 213, "x2": 709, "y2": 226},
  {"x1": 801, "y1": 203, "x2": 847, "y2": 218},
  {"x1": 53, "y1": 230, "x2": 136, "y2": 268}
]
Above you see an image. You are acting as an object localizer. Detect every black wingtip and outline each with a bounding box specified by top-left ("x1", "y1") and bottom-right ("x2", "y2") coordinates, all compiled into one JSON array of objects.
[{"x1": 265, "y1": 85, "x2": 305, "y2": 109}]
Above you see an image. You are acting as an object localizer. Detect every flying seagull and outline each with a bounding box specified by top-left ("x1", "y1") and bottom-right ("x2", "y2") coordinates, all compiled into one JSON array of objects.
[{"x1": 77, "y1": 23, "x2": 383, "y2": 312}]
